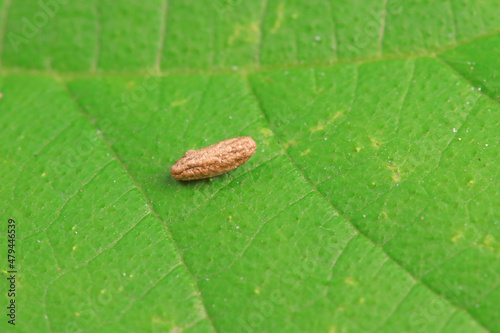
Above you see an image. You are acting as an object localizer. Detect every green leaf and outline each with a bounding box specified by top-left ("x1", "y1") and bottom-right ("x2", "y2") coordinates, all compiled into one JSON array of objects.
[{"x1": 1, "y1": 1, "x2": 499, "y2": 332}]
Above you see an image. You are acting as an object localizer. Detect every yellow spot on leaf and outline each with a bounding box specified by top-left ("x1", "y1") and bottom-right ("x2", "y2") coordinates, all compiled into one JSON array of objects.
[
  {"x1": 388, "y1": 163, "x2": 402, "y2": 182},
  {"x1": 260, "y1": 128, "x2": 273, "y2": 137},
  {"x1": 254, "y1": 288, "x2": 260, "y2": 295},
  {"x1": 301, "y1": 149, "x2": 311, "y2": 156},
  {"x1": 483, "y1": 235, "x2": 495, "y2": 251},
  {"x1": 451, "y1": 232, "x2": 463, "y2": 243},
  {"x1": 170, "y1": 99, "x2": 188, "y2": 107},
  {"x1": 370, "y1": 137, "x2": 382, "y2": 148},
  {"x1": 330, "y1": 111, "x2": 344, "y2": 121},
  {"x1": 75, "y1": 312, "x2": 80, "y2": 317},
  {"x1": 228, "y1": 22, "x2": 260, "y2": 45},
  {"x1": 344, "y1": 277, "x2": 357, "y2": 286},
  {"x1": 359, "y1": 297, "x2": 365, "y2": 304},
  {"x1": 41, "y1": 173, "x2": 46, "y2": 177},
  {"x1": 329, "y1": 326, "x2": 337, "y2": 333},
  {"x1": 271, "y1": 3, "x2": 285, "y2": 33},
  {"x1": 310, "y1": 123, "x2": 325, "y2": 132}
]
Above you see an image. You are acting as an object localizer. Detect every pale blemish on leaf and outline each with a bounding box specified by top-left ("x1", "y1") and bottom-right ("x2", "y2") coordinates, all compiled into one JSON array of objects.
[
  {"x1": 388, "y1": 163, "x2": 402, "y2": 182},
  {"x1": 482, "y1": 235, "x2": 495, "y2": 251},
  {"x1": 228, "y1": 22, "x2": 260, "y2": 45},
  {"x1": 271, "y1": 3, "x2": 285, "y2": 34},
  {"x1": 370, "y1": 137, "x2": 382, "y2": 148},
  {"x1": 170, "y1": 99, "x2": 189, "y2": 107},
  {"x1": 300, "y1": 148, "x2": 311, "y2": 156},
  {"x1": 330, "y1": 111, "x2": 344, "y2": 122},
  {"x1": 126, "y1": 81, "x2": 136, "y2": 89},
  {"x1": 260, "y1": 128, "x2": 273, "y2": 137},
  {"x1": 310, "y1": 112, "x2": 343, "y2": 133},
  {"x1": 451, "y1": 232, "x2": 464, "y2": 243},
  {"x1": 310, "y1": 123, "x2": 325, "y2": 132},
  {"x1": 344, "y1": 277, "x2": 358, "y2": 286}
]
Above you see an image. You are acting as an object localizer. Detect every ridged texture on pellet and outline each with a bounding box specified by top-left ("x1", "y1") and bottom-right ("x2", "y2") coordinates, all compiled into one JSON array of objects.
[{"x1": 171, "y1": 137, "x2": 257, "y2": 181}]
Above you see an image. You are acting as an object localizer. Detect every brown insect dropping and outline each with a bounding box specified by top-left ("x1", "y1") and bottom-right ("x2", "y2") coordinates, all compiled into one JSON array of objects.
[{"x1": 171, "y1": 137, "x2": 257, "y2": 181}]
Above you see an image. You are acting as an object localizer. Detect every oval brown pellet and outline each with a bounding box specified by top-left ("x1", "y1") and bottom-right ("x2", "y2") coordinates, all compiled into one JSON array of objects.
[{"x1": 171, "y1": 137, "x2": 257, "y2": 181}]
